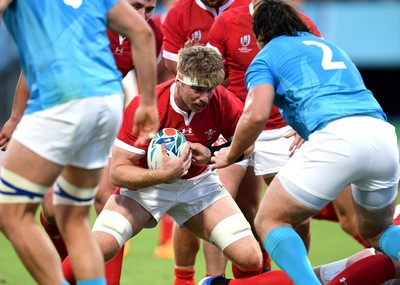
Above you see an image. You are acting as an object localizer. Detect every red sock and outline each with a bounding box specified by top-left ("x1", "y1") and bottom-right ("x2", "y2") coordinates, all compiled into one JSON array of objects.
[
  {"x1": 231, "y1": 262, "x2": 262, "y2": 279},
  {"x1": 61, "y1": 256, "x2": 76, "y2": 285},
  {"x1": 262, "y1": 248, "x2": 271, "y2": 272},
  {"x1": 327, "y1": 254, "x2": 396, "y2": 285},
  {"x1": 353, "y1": 233, "x2": 370, "y2": 248},
  {"x1": 105, "y1": 245, "x2": 124, "y2": 285},
  {"x1": 230, "y1": 270, "x2": 294, "y2": 285},
  {"x1": 40, "y1": 211, "x2": 68, "y2": 261},
  {"x1": 159, "y1": 214, "x2": 174, "y2": 244},
  {"x1": 174, "y1": 268, "x2": 195, "y2": 285}
]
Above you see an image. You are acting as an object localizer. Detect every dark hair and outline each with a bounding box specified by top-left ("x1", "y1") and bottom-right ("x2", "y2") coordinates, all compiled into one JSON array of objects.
[{"x1": 252, "y1": 0, "x2": 310, "y2": 46}]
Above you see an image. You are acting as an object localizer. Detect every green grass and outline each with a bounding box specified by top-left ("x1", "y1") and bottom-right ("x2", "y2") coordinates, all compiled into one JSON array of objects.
[
  {"x1": 0, "y1": 211, "x2": 365, "y2": 285},
  {"x1": 1, "y1": 117, "x2": 399, "y2": 284}
]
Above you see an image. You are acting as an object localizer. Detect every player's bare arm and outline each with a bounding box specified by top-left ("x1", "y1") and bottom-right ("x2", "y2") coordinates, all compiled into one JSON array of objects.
[
  {"x1": 0, "y1": 71, "x2": 29, "y2": 151},
  {"x1": 211, "y1": 84, "x2": 274, "y2": 169},
  {"x1": 110, "y1": 143, "x2": 191, "y2": 189},
  {"x1": 164, "y1": 58, "x2": 178, "y2": 75},
  {"x1": 107, "y1": 0, "x2": 159, "y2": 144}
]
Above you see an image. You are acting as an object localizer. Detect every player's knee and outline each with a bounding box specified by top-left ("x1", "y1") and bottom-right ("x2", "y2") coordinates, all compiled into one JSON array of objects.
[
  {"x1": 53, "y1": 176, "x2": 98, "y2": 205},
  {"x1": 0, "y1": 168, "x2": 48, "y2": 203},
  {"x1": 92, "y1": 210, "x2": 133, "y2": 248},
  {"x1": 352, "y1": 186, "x2": 398, "y2": 243},
  {"x1": 237, "y1": 248, "x2": 263, "y2": 272},
  {"x1": 209, "y1": 213, "x2": 253, "y2": 251}
]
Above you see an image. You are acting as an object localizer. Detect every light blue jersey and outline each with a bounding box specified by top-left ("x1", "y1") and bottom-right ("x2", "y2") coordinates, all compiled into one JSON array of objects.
[
  {"x1": 245, "y1": 32, "x2": 386, "y2": 140},
  {"x1": 3, "y1": 0, "x2": 123, "y2": 114}
]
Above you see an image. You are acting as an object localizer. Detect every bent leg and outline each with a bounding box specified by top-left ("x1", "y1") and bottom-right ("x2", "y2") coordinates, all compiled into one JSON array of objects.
[
  {"x1": 255, "y1": 176, "x2": 321, "y2": 285},
  {"x1": 0, "y1": 140, "x2": 65, "y2": 285},
  {"x1": 186, "y1": 196, "x2": 263, "y2": 276},
  {"x1": 173, "y1": 225, "x2": 200, "y2": 285}
]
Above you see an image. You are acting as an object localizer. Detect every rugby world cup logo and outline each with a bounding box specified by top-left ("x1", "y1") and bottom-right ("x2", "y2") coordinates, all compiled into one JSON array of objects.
[
  {"x1": 240, "y1": 35, "x2": 251, "y2": 47},
  {"x1": 191, "y1": 30, "x2": 202, "y2": 43},
  {"x1": 238, "y1": 34, "x2": 252, "y2": 53}
]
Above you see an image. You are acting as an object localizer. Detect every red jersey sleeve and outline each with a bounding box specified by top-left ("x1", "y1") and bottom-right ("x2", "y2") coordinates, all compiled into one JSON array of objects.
[
  {"x1": 298, "y1": 11, "x2": 321, "y2": 38},
  {"x1": 215, "y1": 86, "x2": 244, "y2": 140},
  {"x1": 107, "y1": 20, "x2": 163, "y2": 77},
  {"x1": 161, "y1": 0, "x2": 186, "y2": 61},
  {"x1": 148, "y1": 18, "x2": 163, "y2": 63}
]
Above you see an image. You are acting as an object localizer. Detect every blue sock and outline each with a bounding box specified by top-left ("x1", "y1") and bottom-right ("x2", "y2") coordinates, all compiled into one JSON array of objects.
[
  {"x1": 77, "y1": 278, "x2": 106, "y2": 285},
  {"x1": 379, "y1": 225, "x2": 400, "y2": 261},
  {"x1": 264, "y1": 226, "x2": 320, "y2": 285}
]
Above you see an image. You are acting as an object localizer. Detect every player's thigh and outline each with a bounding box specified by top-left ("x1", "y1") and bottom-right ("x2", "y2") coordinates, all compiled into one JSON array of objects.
[
  {"x1": 332, "y1": 185, "x2": 358, "y2": 234},
  {"x1": 216, "y1": 162, "x2": 247, "y2": 197},
  {"x1": 103, "y1": 193, "x2": 154, "y2": 236},
  {"x1": 185, "y1": 196, "x2": 244, "y2": 240},
  {"x1": 255, "y1": 176, "x2": 318, "y2": 242},
  {"x1": 2, "y1": 138, "x2": 62, "y2": 185},
  {"x1": 236, "y1": 166, "x2": 263, "y2": 212}
]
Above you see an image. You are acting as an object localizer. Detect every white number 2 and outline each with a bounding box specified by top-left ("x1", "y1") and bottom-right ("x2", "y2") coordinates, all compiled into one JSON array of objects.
[{"x1": 303, "y1": 40, "x2": 347, "y2": 70}]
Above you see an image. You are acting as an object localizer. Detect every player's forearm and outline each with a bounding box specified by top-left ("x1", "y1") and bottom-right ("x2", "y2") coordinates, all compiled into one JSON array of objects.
[
  {"x1": 110, "y1": 165, "x2": 169, "y2": 189},
  {"x1": 129, "y1": 33, "x2": 157, "y2": 106},
  {"x1": 228, "y1": 115, "x2": 264, "y2": 163},
  {"x1": 10, "y1": 71, "x2": 29, "y2": 122}
]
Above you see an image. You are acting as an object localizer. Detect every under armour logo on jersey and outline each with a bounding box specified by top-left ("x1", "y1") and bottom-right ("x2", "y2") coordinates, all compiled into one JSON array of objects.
[
  {"x1": 339, "y1": 277, "x2": 348, "y2": 284},
  {"x1": 114, "y1": 47, "x2": 124, "y2": 54},
  {"x1": 191, "y1": 31, "x2": 202, "y2": 43},
  {"x1": 64, "y1": 0, "x2": 82, "y2": 8},
  {"x1": 182, "y1": 128, "x2": 193, "y2": 135}
]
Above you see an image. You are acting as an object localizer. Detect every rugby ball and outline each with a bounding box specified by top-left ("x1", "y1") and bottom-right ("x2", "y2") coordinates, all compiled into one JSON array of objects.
[{"x1": 147, "y1": 128, "x2": 188, "y2": 170}]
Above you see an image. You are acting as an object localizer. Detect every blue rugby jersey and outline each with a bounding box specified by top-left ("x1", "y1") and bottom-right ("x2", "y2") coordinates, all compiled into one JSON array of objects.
[
  {"x1": 3, "y1": 0, "x2": 123, "y2": 114},
  {"x1": 245, "y1": 32, "x2": 386, "y2": 140}
]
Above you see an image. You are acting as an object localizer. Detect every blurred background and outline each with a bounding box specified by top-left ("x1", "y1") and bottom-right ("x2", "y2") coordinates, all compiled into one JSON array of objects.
[{"x1": 1, "y1": 0, "x2": 400, "y2": 124}]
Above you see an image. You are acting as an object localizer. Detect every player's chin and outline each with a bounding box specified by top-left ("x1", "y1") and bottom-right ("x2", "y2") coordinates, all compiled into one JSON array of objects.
[{"x1": 192, "y1": 104, "x2": 206, "y2": 113}]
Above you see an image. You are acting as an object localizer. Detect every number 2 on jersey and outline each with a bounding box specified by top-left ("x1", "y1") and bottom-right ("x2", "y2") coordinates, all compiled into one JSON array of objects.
[{"x1": 303, "y1": 40, "x2": 347, "y2": 71}]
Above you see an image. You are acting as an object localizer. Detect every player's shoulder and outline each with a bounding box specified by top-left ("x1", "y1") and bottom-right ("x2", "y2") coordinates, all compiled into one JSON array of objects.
[
  {"x1": 148, "y1": 18, "x2": 163, "y2": 43},
  {"x1": 214, "y1": 4, "x2": 249, "y2": 27},
  {"x1": 156, "y1": 80, "x2": 174, "y2": 101},
  {"x1": 213, "y1": 85, "x2": 241, "y2": 103},
  {"x1": 168, "y1": 0, "x2": 194, "y2": 12},
  {"x1": 224, "y1": 2, "x2": 249, "y2": 16},
  {"x1": 231, "y1": 0, "x2": 251, "y2": 8}
]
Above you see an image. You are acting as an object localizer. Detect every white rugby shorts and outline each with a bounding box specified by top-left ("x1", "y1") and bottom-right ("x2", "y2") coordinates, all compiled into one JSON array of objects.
[
  {"x1": 253, "y1": 125, "x2": 293, "y2": 177},
  {"x1": 278, "y1": 116, "x2": 399, "y2": 210},
  {"x1": 119, "y1": 170, "x2": 230, "y2": 227},
  {"x1": 12, "y1": 94, "x2": 124, "y2": 169}
]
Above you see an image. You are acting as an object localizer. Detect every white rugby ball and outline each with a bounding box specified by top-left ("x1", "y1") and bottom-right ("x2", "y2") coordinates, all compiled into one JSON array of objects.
[{"x1": 147, "y1": 128, "x2": 188, "y2": 170}]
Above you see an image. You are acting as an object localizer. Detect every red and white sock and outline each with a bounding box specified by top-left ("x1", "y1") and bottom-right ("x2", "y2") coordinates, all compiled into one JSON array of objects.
[{"x1": 326, "y1": 254, "x2": 396, "y2": 285}]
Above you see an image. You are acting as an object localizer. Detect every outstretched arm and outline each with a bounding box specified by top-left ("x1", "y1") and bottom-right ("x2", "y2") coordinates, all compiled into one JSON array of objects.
[
  {"x1": 107, "y1": 1, "x2": 159, "y2": 145},
  {"x1": 211, "y1": 84, "x2": 274, "y2": 169},
  {"x1": 0, "y1": 71, "x2": 29, "y2": 151}
]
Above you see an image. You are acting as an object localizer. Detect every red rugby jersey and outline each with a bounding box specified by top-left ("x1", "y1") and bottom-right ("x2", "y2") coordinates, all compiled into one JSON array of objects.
[
  {"x1": 207, "y1": 4, "x2": 321, "y2": 130},
  {"x1": 115, "y1": 79, "x2": 244, "y2": 179},
  {"x1": 108, "y1": 18, "x2": 163, "y2": 77},
  {"x1": 162, "y1": 0, "x2": 250, "y2": 62}
]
